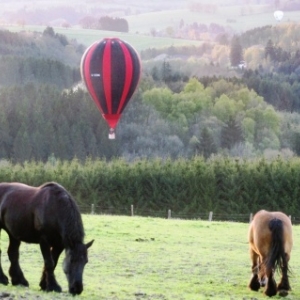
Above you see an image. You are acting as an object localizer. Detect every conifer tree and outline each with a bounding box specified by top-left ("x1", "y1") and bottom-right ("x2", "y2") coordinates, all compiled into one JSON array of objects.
[
  {"x1": 199, "y1": 127, "x2": 217, "y2": 158},
  {"x1": 230, "y1": 36, "x2": 243, "y2": 66},
  {"x1": 221, "y1": 118, "x2": 244, "y2": 149}
]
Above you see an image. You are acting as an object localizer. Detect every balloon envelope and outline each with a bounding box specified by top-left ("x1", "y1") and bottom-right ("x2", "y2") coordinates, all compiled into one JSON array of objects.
[
  {"x1": 81, "y1": 38, "x2": 141, "y2": 130},
  {"x1": 274, "y1": 10, "x2": 284, "y2": 21}
]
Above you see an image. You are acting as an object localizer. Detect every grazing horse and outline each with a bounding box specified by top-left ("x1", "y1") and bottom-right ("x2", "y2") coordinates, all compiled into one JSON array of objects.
[
  {"x1": 0, "y1": 182, "x2": 94, "y2": 295},
  {"x1": 248, "y1": 210, "x2": 293, "y2": 297}
]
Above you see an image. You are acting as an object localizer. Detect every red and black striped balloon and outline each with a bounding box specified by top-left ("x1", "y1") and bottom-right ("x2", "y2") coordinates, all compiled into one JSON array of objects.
[{"x1": 81, "y1": 38, "x2": 141, "y2": 130}]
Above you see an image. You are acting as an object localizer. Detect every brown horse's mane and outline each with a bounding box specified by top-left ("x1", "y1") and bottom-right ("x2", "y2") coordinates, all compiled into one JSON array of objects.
[{"x1": 40, "y1": 182, "x2": 85, "y2": 247}]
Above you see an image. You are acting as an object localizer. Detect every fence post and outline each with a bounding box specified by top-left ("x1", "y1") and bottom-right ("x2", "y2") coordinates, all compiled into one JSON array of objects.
[
  {"x1": 208, "y1": 211, "x2": 213, "y2": 222},
  {"x1": 91, "y1": 204, "x2": 94, "y2": 215},
  {"x1": 131, "y1": 205, "x2": 134, "y2": 217},
  {"x1": 249, "y1": 213, "x2": 253, "y2": 223},
  {"x1": 168, "y1": 209, "x2": 171, "y2": 219}
]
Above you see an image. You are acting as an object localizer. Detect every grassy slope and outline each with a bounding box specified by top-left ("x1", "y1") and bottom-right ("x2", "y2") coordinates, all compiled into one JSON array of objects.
[
  {"x1": 0, "y1": 215, "x2": 299, "y2": 299},
  {"x1": 6, "y1": 25, "x2": 204, "y2": 51},
  {"x1": 125, "y1": 7, "x2": 300, "y2": 34}
]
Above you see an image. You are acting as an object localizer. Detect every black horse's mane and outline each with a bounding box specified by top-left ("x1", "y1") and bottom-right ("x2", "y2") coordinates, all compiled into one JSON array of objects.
[
  {"x1": 41, "y1": 182, "x2": 61, "y2": 189},
  {"x1": 40, "y1": 182, "x2": 85, "y2": 247}
]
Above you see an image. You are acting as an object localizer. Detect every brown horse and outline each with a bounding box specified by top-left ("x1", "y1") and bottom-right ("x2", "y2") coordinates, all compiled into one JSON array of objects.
[
  {"x1": 0, "y1": 182, "x2": 94, "y2": 295},
  {"x1": 248, "y1": 210, "x2": 293, "y2": 297}
]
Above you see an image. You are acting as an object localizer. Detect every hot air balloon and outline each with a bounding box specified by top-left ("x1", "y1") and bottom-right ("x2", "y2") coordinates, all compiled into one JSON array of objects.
[
  {"x1": 274, "y1": 10, "x2": 284, "y2": 22},
  {"x1": 81, "y1": 38, "x2": 141, "y2": 139}
]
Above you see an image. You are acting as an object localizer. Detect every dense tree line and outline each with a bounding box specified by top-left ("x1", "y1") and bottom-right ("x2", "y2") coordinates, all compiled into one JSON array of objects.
[
  {"x1": 242, "y1": 70, "x2": 300, "y2": 112},
  {"x1": 1, "y1": 156, "x2": 300, "y2": 218},
  {"x1": 0, "y1": 28, "x2": 83, "y2": 89},
  {"x1": 0, "y1": 56, "x2": 80, "y2": 88},
  {"x1": 0, "y1": 77, "x2": 298, "y2": 163},
  {"x1": 0, "y1": 85, "x2": 122, "y2": 162},
  {"x1": 240, "y1": 23, "x2": 300, "y2": 54},
  {"x1": 98, "y1": 16, "x2": 129, "y2": 32},
  {"x1": 141, "y1": 44, "x2": 214, "y2": 60},
  {"x1": 199, "y1": 69, "x2": 300, "y2": 114},
  {"x1": 0, "y1": 28, "x2": 84, "y2": 67},
  {"x1": 79, "y1": 15, "x2": 129, "y2": 32}
]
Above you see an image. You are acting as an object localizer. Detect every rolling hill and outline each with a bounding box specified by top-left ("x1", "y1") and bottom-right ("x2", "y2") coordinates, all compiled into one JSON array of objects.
[{"x1": 1, "y1": 0, "x2": 300, "y2": 51}]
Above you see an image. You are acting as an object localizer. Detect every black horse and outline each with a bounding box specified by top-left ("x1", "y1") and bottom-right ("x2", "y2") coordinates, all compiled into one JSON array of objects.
[{"x1": 0, "y1": 182, "x2": 94, "y2": 295}]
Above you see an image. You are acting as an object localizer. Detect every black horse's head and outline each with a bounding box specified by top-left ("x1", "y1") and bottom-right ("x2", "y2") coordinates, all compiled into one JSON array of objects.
[{"x1": 63, "y1": 240, "x2": 94, "y2": 295}]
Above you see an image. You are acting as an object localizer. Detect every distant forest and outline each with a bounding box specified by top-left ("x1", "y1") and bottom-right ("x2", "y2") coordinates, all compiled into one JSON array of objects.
[{"x1": 1, "y1": 25, "x2": 300, "y2": 163}]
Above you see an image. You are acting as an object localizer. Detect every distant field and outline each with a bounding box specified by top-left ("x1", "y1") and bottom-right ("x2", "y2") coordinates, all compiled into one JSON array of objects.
[
  {"x1": 126, "y1": 7, "x2": 300, "y2": 34},
  {"x1": 0, "y1": 215, "x2": 299, "y2": 299},
  {"x1": 5, "y1": 25, "x2": 205, "y2": 51},
  {"x1": 4, "y1": 4, "x2": 300, "y2": 54}
]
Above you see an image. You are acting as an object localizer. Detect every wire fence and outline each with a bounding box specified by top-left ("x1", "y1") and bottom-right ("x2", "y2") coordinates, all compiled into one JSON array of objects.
[{"x1": 78, "y1": 204, "x2": 300, "y2": 224}]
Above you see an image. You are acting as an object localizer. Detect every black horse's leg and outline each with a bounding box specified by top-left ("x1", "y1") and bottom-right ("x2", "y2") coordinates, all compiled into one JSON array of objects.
[
  {"x1": 0, "y1": 249, "x2": 8, "y2": 285},
  {"x1": 39, "y1": 239, "x2": 62, "y2": 292},
  {"x1": 248, "y1": 251, "x2": 260, "y2": 291},
  {"x1": 7, "y1": 236, "x2": 29, "y2": 286},
  {"x1": 0, "y1": 229, "x2": 8, "y2": 285},
  {"x1": 40, "y1": 244, "x2": 63, "y2": 291},
  {"x1": 277, "y1": 253, "x2": 291, "y2": 297}
]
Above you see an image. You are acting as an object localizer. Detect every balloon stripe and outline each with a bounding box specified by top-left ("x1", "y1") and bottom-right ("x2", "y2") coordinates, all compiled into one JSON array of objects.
[
  {"x1": 82, "y1": 43, "x2": 104, "y2": 114},
  {"x1": 123, "y1": 45, "x2": 141, "y2": 112},
  {"x1": 117, "y1": 42, "x2": 133, "y2": 114},
  {"x1": 103, "y1": 40, "x2": 112, "y2": 115}
]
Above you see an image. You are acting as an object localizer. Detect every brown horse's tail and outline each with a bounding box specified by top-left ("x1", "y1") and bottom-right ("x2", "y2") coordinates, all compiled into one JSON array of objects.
[{"x1": 265, "y1": 218, "x2": 288, "y2": 274}]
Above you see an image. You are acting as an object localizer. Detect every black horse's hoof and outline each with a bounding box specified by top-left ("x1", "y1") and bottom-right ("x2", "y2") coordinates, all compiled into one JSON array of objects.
[
  {"x1": 48, "y1": 287, "x2": 62, "y2": 293},
  {"x1": 278, "y1": 290, "x2": 288, "y2": 297},
  {"x1": 249, "y1": 280, "x2": 261, "y2": 291},
  {"x1": 40, "y1": 277, "x2": 61, "y2": 293},
  {"x1": 11, "y1": 278, "x2": 29, "y2": 287},
  {"x1": 46, "y1": 284, "x2": 62, "y2": 293},
  {"x1": 265, "y1": 289, "x2": 277, "y2": 297},
  {"x1": 0, "y1": 274, "x2": 9, "y2": 285},
  {"x1": 40, "y1": 285, "x2": 62, "y2": 293},
  {"x1": 39, "y1": 282, "x2": 46, "y2": 291}
]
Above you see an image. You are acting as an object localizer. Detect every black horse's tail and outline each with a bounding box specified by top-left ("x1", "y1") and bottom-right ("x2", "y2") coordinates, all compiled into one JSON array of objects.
[{"x1": 265, "y1": 218, "x2": 288, "y2": 275}]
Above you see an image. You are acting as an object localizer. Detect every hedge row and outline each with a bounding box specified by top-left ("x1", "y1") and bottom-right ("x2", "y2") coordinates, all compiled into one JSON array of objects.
[{"x1": 0, "y1": 156, "x2": 299, "y2": 216}]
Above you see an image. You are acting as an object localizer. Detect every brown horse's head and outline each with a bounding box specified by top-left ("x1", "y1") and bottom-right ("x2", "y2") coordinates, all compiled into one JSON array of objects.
[{"x1": 63, "y1": 240, "x2": 94, "y2": 295}]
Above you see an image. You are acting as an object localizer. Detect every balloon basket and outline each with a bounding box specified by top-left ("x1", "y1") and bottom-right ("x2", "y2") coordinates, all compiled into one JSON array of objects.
[{"x1": 108, "y1": 128, "x2": 115, "y2": 140}]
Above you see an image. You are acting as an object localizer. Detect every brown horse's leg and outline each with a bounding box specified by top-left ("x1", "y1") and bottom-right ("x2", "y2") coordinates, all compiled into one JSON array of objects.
[
  {"x1": 264, "y1": 267, "x2": 277, "y2": 297},
  {"x1": 39, "y1": 239, "x2": 62, "y2": 292},
  {"x1": 277, "y1": 253, "x2": 291, "y2": 297},
  {"x1": 7, "y1": 236, "x2": 29, "y2": 286},
  {"x1": 248, "y1": 250, "x2": 261, "y2": 291}
]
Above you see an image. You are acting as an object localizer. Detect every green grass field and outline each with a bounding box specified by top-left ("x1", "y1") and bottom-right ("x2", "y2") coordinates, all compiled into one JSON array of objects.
[{"x1": 0, "y1": 215, "x2": 299, "y2": 299}]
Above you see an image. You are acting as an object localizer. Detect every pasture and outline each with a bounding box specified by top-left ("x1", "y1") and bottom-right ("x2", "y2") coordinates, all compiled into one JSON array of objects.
[
  {"x1": 6, "y1": 25, "x2": 205, "y2": 51},
  {"x1": 0, "y1": 215, "x2": 299, "y2": 299},
  {"x1": 125, "y1": 7, "x2": 300, "y2": 35}
]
